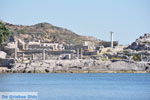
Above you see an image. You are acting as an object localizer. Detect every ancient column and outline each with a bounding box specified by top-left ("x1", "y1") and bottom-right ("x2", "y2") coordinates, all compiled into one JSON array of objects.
[
  {"x1": 77, "y1": 49, "x2": 79, "y2": 59},
  {"x1": 22, "y1": 53, "x2": 24, "y2": 59},
  {"x1": 32, "y1": 54, "x2": 34, "y2": 60},
  {"x1": 25, "y1": 44, "x2": 29, "y2": 50},
  {"x1": 42, "y1": 49, "x2": 46, "y2": 60},
  {"x1": 22, "y1": 43, "x2": 25, "y2": 50},
  {"x1": 80, "y1": 48, "x2": 83, "y2": 59},
  {"x1": 14, "y1": 48, "x2": 17, "y2": 59},
  {"x1": 68, "y1": 54, "x2": 71, "y2": 60},
  {"x1": 110, "y1": 32, "x2": 114, "y2": 48},
  {"x1": 15, "y1": 40, "x2": 18, "y2": 48},
  {"x1": 141, "y1": 54, "x2": 143, "y2": 62}
]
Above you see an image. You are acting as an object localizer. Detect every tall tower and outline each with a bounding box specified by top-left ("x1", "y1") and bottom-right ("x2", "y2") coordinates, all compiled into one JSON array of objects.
[{"x1": 110, "y1": 32, "x2": 114, "y2": 48}]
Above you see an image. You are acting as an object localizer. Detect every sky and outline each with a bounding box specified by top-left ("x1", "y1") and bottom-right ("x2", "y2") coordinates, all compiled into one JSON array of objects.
[{"x1": 0, "y1": 0, "x2": 150, "y2": 45}]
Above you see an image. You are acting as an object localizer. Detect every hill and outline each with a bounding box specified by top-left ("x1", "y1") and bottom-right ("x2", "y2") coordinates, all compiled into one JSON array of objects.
[{"x1": 2, "y1": 21, "x2": 100, "y2": 45}]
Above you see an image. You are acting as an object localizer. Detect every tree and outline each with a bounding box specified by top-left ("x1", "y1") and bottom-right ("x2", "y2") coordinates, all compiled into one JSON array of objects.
[{"x1": 0, "y1": 22, "x2": 12, "y2": 45}]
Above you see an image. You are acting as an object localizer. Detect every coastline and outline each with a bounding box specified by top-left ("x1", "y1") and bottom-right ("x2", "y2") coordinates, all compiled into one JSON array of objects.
[
  {"x1": 1, "y1": 59, "x2": 150, "y2": 73},
  {"x1": 1, "y1": 67, "x2": 150, "y2": 74}
]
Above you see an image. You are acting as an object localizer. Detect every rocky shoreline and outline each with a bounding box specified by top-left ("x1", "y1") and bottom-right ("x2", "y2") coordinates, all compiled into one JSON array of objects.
[{"x1": 0, "y1": 59, "x2": 150, "y2": 73}]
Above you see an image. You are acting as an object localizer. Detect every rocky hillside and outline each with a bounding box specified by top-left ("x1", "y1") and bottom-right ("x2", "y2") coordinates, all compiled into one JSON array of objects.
[
  {"x1": 128, "y1": 33, "x2": 150, "y2": 51},
  {"x1": 2, "y1": 21, "x2": 100, "y2": 45}
]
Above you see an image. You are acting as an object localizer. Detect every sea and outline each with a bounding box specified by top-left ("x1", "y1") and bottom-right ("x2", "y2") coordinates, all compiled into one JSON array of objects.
[{"x1": 0, "y1": 73, "x2": 150, "y2": 100}]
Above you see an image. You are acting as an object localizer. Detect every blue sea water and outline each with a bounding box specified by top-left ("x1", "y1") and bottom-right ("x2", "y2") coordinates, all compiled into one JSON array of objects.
[{"x1": 0, "y1": 73, "x2": 150, "y2": 100}]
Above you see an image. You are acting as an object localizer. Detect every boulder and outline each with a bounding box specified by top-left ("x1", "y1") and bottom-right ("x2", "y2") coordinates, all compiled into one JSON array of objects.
[{"x1": 0, "y1": 51, "x2": 7, "y2": 59}]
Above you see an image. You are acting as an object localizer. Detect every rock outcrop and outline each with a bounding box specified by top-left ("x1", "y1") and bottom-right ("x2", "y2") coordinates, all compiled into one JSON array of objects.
[
  {"x1": 1, "y1": 59, "x2": 148, "y2": 73},
  {"x1": 128, "y1": 33, "x2": 150, "y2": 51}
]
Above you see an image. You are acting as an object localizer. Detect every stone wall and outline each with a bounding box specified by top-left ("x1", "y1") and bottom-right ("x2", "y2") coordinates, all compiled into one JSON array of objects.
[{"x1": 99, "y1": 41, "x2": 118, "y2": 47}]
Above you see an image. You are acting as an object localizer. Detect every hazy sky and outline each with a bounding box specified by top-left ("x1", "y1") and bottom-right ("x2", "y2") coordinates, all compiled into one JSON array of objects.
[{"x1": 0, "y1": 0, "x2": 150, "y2": 45}]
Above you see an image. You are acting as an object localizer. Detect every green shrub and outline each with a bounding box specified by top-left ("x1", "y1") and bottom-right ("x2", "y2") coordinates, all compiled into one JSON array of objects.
[
  {"x1": 132, "y1": 54, "x2": 141, "y2": 61},
  {"x1": 110, "y1": 57, "x2": 122, "y2": 60},
  {"x1": 101, "y1": 57, "x2": 108, "y2": 61},
  {"x1": 0, "y1": 22, "x2": 12, "y2": 45},
  {"x1": 17, "y1": 29, "x2": 26, "y2": 34}
]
